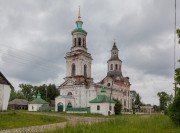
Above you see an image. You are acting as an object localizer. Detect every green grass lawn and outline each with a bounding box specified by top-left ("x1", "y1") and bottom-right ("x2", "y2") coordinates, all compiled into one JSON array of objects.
[
  {"x1": 0, "y1": 111, "x2": 67, "y2": 130},
  {"x1": 65, "y1": 113, "x2": 103, "y2": 117},
  {"x1": 44, "y1": 114, "x2": 180, "y2": 133},
  {"x1": 39, "y1": 111, "x2": 104, "y2": 117}
]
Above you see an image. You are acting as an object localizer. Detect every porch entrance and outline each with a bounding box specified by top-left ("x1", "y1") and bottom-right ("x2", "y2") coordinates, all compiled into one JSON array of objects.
[{"x1": 57, "y1": 102, "x2": 63, "y2": 112}]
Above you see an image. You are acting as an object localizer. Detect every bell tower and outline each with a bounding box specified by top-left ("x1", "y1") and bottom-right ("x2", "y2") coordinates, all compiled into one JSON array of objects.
[
  {"x1": 65, "y1": 7, "x2": 93, "y2": 83},
  {"x1": 71, "y1": 6, "x2": 87, "y2": 52},
  {"x1": 107, "y1": 42, "x2": 123, "y2": 78}
]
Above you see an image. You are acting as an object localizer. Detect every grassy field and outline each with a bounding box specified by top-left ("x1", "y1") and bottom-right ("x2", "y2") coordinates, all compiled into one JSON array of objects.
[
  {"x1": 38, "y1": 111, "x2": 104, "y2": 117},
  {"x1": 0, "y1": 111, "x2": 67, "y2": 130},
  {"x1": 44, "y1": 114, "x2": 180, "y2": 133}
]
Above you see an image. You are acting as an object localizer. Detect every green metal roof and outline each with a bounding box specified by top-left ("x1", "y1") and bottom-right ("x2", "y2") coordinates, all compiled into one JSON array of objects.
[
  {"x1": 89, "y1": 94, "x2": 114, "y2": 103},
  {"x1": 72, "y1": 28, "x2": 87, "y2": 33},
  {"x1": 29, "y1": 91, "x2": 48, "y2": 104},
  {"x1": 29, "y1": 98, "x2": 48, "y2": 104}
]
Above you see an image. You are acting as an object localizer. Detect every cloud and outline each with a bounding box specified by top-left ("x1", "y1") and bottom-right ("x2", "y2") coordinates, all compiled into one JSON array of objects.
[{"x1": 0, "y1": 0, "x2": 180, "y2": 104}]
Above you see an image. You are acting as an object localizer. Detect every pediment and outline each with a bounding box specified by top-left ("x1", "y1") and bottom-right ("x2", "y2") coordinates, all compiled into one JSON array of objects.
[
  {"x1": 0, "y1": 72, "x2": 13, "y2": 88},
  {"x1": 59, "y1": 79, "x2": 75, "y2": 88},
  {"x1": 102, "y1": 76, "x2": 113, "y2": 84}
]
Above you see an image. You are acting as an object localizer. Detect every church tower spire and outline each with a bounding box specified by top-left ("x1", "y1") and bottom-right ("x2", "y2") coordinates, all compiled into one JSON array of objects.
[
  {"x1": 107, "y1": 41, "x2": 122, "y2": 78},
  {"x1": 65, "y1": 7, "x2": 93, "y2": 83},
  {"x1": 77, "y1": 6, "x2": 81, "y2": 21},
  {"x1": 71, "y1": 6, "x2": 87, "y2": 52}
]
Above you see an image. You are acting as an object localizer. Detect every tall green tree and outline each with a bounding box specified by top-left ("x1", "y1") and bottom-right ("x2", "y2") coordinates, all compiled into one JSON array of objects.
[
  {"x1": 10, "y1": 89, "x2": 26, "y2": 101},
  {"x1": 19, "y1": 84, "x2": 34, "y2": 101},
  {"x1": 157, "y1": 92, "x2": 172, "y2": 111},
  {"x1": 18, "y1": 83, "x2": 59, "y2": 103},
  {"x1": 177, "y1": 29, "x2": 180, "y2": 44},
  {"x1": 113, "y1": 99, "x2": 122, "y2": 115},
  {"x1": 130, "y1": 90, "x2": 143, "y2": 113},
  {"x1": 168, "y1": 29, "x2": 180, "y2": 125},
  {"x1": 134, "y1": 94, "x2": 142, "y2": 106},
  {"x1": 47, "y1": 84, "x2": 59, "y2": 101}
]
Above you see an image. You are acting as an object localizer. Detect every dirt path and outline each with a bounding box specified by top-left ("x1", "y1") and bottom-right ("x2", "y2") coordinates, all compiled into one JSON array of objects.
[{"x1": 0, "y1": 113, "x2": 108, "y2": 133}]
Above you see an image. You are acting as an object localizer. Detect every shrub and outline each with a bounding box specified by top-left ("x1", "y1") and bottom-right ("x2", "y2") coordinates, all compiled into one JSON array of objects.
[
  {"x1": 113, "y1": 99, "x2": 122, "y2": 115},
  {"x1": 168, "y1": 91, "x2": 180, "y2": 125}
]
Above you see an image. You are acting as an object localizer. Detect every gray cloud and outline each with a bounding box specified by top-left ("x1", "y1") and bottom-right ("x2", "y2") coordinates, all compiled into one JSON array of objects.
[{"x1": 0, "y1": 0, "x2": 180, "y2": 104}]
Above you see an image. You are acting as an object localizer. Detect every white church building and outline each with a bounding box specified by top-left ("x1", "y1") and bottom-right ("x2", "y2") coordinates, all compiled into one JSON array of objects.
[{"x1": 55, "y1": 8, "x2": 131, "y2": 114}]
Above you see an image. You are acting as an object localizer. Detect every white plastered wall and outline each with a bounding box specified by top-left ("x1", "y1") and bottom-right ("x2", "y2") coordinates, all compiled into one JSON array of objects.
[
  {"x1": 28, "y1": 104, "x2": 43, "y2": 111},
  {"x1": 0, "y1": 84, "x2": 11, "y2": 111},
  {"x1": 90, "y1": 103, "x2": 115, "y2": 116}
]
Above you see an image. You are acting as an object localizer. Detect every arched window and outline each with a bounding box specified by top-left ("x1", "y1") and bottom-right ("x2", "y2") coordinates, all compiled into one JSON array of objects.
[
  {"x1": 78, "y1": 38, "x2": 81, "y2": 46},
  {"x1": 84, "y1": 65, "x2": 87, "y2": 77},
  {"x1": 74, "y1": 38, "x2": 76, "y2": 46},
  {"x1": 110, "y1": 64, "x2": 113, "y2": 70},
  {"x1": 119, "y1": 64, "x2": 121, "y2": 70},
  {"x1": 107, "y1": 83, "x2": 111, "y2": 87},
  {"x1": 124, "y1": 100, "x2": 126, "y2": 106},
  {"x1": 115, "y1": 64, "x2": 118, "y2": 70},
  {"x1": 71, "y1": 63, "x2": 75, "y2": 76},
  {"x1": 67, "y1": 102, "x2": 72, "y2": 108},
  {"x1": 67, "y1": 92, "x2": 72, "y2": 96}
]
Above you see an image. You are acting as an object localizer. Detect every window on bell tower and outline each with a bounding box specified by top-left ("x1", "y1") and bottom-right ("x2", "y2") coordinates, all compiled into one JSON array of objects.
[
  {"x1": 72, "y1": 63, "x2": 76, "y2": 76},
  {"x1": 110, "y1": 64, "x2": 113, "y2": 70},
  {"x1": 115, "y1": 64, "x2": 118, "y2": 70},
  {"x1": 67, "y1": 92, "x2": 72, "y2": 96},
  {"x1": 78, "y1": 38, "x2": 81, "y2": 46}
]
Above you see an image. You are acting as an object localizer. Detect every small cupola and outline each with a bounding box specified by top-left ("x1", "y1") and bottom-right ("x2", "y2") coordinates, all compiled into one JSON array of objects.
[
  {"x1": 101, "y1": 86, "x2": 106, "y2": 94},
  {"x1": 37, "y1": 90, "x2": 41, "y2": 98},
  {"x1": 107, "y1": 41, "x2": 123, "y2": 78}
]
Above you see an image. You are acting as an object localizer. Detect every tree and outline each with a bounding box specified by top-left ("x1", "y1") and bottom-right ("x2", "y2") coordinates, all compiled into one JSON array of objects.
[
  {"x1": 36, "y1": 84, "x2": 59, "y2": 103},
  {"x1": 19, "y1": 84, "x2": 34, "y2": 101},
  {"x1": 46, "y1": 84, "x2": 59, "y2": 101},
  {"x1": 134, "y1": 94, "x2": 142, "y2": 106},
  {"x1": 168, "y1": 61, "x2": 180, "y2": 125},
  {"x1": 157, "y1": 92, "x2": 172, "y2": 111},
  {"x1": 167, "y1": 29, "x2": 180, "y2": 125},
  {"x1": 153, "y1": 105, "x2": 160, "y2": 112},
  {"x1": 130, "y1": 90, "x2": 143, "y2": 114},
  {"x1": 177, "y1": 29, "x2": 180, "y2": 44},
  {"x1": 18, "y1": 83, "x2": 59, "y2": 104},
  {"x1": 113, "y1": 99, "x2": 122, "y2": 115},
  {"x1": 10, "y1": 89, "x2": 26, "y2": 101}
]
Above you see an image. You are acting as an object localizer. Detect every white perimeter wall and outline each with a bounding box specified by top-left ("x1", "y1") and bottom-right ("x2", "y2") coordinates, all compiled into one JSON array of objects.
[
  {"x1": 0, "y1": 84, "x2": 11, "y2": 111},
  {"x1": 28, "y1": 104, "x2": 43, "y2": 111},
  {"x1": 90, "y1": 103, "x2": 115, "y2": 116}
]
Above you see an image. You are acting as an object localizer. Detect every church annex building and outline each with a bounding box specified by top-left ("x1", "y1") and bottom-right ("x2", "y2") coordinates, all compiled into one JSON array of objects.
[{"x1": 55, "y1": 8, "x2": 131, "y2": 115}]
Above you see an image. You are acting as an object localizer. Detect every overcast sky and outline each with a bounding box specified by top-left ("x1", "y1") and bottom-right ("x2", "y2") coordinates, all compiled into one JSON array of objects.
[{"x1": 0, "y1": 0, "x2": 180, "y2": 105}]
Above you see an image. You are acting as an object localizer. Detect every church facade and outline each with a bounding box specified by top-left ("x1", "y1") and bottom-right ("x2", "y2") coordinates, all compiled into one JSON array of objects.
[{"x1": 55, "y1": 9, "x2": 131, "y2": 113}]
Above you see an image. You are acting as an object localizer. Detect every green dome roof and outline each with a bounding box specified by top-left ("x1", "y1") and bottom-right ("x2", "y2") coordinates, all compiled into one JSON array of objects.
[
  {"x1": 72, "y1": 28, "x2": 87, "y2": 34},
  {"x1": 29, "y1": 98, "x2": 48, "y2": 104},
  {"x1": 29, "y1": 91, "x2": 48, "y2": 104}
]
